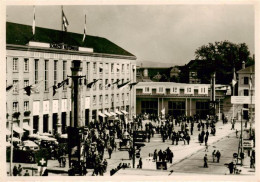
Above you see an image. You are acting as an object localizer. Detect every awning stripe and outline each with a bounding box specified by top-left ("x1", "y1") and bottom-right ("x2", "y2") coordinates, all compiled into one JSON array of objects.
[
  {"x1": 98, "y1": 112, "x2": 107, "y2": 117},
  {"x1": 13, "y1": 126, "x2": 25, "y2": 134}
]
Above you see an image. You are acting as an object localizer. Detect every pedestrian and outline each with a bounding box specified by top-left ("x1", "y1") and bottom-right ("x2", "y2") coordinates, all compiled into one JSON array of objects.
[
  {"x1": 235, "y1": 129, "x2": 238, "y2": 138},
  {"x1": 240, "y1": 152, "x2": 244, "y2": 166},
  {"x1": 169, "y1": 151, "x2": 174, "y2": 163},
  {"x1": 62, "y1": 156, "x2": 66, "y2": 167},
  {"x1": 153, "y1": 149, "x2": 158, "y2": 162},
  {"x1": 205, "y1": 135, "x2": 208, "y2": 146},
  {"x1": 158, "y1": 149, "x2": 163, "y2": 161},
  {"x1": 216, "y1": 150, "x2": 221, "y2": 163},
  {"x1": 203, "y1": 154, "x2": 208, "y2": 168},
  {"x1": 24, "y1": 170, "x2": 30, "y2": 176},
  {"x1": 228, "y1": 161, "x2": 234, "y2": 174},
  {"x1": 186, "y1": 134, "x2": 190, "y2": 145},
  {"x1": 212, "y1": 150, "x2": 216, "y2": 162},
  {"x1": 108, "y1": 146, "x2": 113, "y2": 159},
  {"x1": 18, "y1": 164, "x2": 23, "y2": 176},
  {"x1": 13, "y1": 165, "x2": 18, "y2": 176},
  {"x1": 138, "y1": 158, "x2": 143, "y2": 169}
]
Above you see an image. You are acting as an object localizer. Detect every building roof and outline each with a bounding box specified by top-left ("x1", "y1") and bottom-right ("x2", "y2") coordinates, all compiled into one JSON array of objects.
[
  {"x1": 237, "y1": 65, "x2": 254, "y2": 74},
  {"x1": 6, "y1": 22, "x2": 135, "y2": 57}
]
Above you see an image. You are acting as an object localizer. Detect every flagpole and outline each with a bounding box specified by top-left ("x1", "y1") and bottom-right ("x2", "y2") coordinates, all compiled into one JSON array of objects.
[{"x1": 61, "y1": 6, "x2": 64, "y2": 43}]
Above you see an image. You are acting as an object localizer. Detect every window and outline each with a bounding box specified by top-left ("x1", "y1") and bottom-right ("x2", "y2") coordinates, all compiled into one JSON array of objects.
[
  {"x1": 93, "y1": 63, "x2": 97, "y2": 74},
  {"x1": 244, "y1": 89, "x2": 249, "y2": 96},
  {"x1": 54, "y1": 60, "x2": 58, "y2": 85},
  {"x1": 99, "y1": 63, "x2": 103, "y2": 73},
  {"x1": 105, "y1": 79, "x2": 108, "y2": 90},
  {"x1": 105, "y1": 95, "x2": 108, "y2": 104},
  {"x1": 24, "y1": 101, "x2": 29, "y2": 111},
  {"x1": 99, "y1": 83, "x2": 102, "y2": 90},
  {"x1": 122, "y1": 93, "x2": 124, "y2": 101},
  {"x1": 144, "y1": 87, "x2": 150, "y2": 93},
  {"x1": 244, "y1": 77, "x2": 249, "y2": 85},
  {"x1": 13, "y1": 80, "x2": 19, "y2": 93},
  {"x1": 24, "y1": 58, "x2": 29, "y2": 72},
  {"x1": 99, "y1": 95, "x2": 103, "y2": 105},
  {"x1": 122, "y1": 64, "x2": 124, "y2": 73},
  {"x1": 93, "y1": 82, "x2": 96, "y2": 90},
  {"x1": 93, "y1": 95, "x2": 96, "y2": 105},
  {"x1": 34, "y1": 59, "x2": 39, "y2": 84},
  {"x1": 117, "y1": 64, "x2": 120, "y2": 73},
  {"x1": 45, "y1": 60, "x2": 49, "y2": 91},
  {"x1": 122, "y1": 79, "x2": 124, "y2": 84},
  {"x1": 13, "y1": 102, "x2": 19, "y2": 112},
  {"x1": 105, "y1": 63, "x2": 109, "y2": 73},
  {"x1": 158, "y1": 87, "x2": 164, "y2": 93},
  {"x1": 86, "y1": 62, "x2": 90, "y2": 79},
  {"x1": 111, "y1": 94, "x2": 114, "y2": 102},
  {"x1": 116, "y1": 94, "x2": 119, "y2": 103},
  {"x1": 63, "y1": 61, "x2": 67, "y2": 90},
  {"x1": 111, "y1": 79, "x2": 114, "y2": 89},
  {"x1": 127, "y1": 64, "x2": 129, "y2": 72},
  {"x1": 13, "y1": 58, "x2": 18, "y2": 72},
  {"x1": 111, "y1": 63, "x2": 114, "y2": 73},
  {"x1": 126, "y1": 93, "x2": 129, "y2": 101},
  {"x1": 24, "y1": 80, "x2": 29, "y2": 87}
]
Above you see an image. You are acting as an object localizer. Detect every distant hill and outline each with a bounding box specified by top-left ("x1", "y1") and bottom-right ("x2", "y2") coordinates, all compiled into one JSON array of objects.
[{"x1": 136, "y1": 60, "x2": 175, "y2": 68}]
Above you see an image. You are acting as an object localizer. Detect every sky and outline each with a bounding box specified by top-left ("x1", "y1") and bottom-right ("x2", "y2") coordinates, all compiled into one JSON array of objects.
[{"x1": 6, "y1": 4, "x2": 254, "y2": 66}]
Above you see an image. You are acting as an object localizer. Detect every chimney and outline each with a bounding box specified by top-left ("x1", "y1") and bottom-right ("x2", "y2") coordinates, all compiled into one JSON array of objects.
[{"x1": 242, "y1": 61, "x2": 245, "y2": 69}]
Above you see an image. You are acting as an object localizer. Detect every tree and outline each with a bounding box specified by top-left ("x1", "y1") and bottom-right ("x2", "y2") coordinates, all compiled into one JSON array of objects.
[{"x1": 194, "y1": 40, "x2": 254, "y2": 84}]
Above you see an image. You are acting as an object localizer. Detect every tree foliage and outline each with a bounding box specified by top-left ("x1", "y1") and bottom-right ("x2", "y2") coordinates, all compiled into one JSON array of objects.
[{"x1": 193, "y1": 40, "x2": 254, "y2": 84}]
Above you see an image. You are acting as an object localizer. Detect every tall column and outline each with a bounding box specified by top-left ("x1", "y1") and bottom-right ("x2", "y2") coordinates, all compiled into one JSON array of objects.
[{"x1": 71, "y1": 60, "x2": 83, "y2": 127}]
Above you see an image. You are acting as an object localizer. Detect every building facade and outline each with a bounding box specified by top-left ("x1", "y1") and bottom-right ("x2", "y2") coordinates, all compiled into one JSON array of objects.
[
  {"x1": 136, "y1": 82, "x2": 230, "y2": 119},
  {"x1": 6, "y1": 22, "x2": 136, "y2": 135}
]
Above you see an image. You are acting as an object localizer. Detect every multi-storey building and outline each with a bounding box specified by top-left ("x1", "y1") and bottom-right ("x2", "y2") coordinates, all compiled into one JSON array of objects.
[
  {"x1": 237, "y1": 62, "x2": 255, "y2": 119},
  {"x1": 6, "y1": 22, "x2": 136, "y2": 135},
  {"x1": 136, "y1": 82, "x2": 230, "y2": 119}
]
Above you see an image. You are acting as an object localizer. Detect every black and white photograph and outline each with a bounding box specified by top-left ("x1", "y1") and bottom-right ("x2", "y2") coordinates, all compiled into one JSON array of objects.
[{"x1": 2, "y1": 0, "x2": 258, "y2": 180}]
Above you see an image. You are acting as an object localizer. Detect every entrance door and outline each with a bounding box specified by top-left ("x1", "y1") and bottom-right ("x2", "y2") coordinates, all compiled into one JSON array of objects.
[
  {"x1": 85, "y1": 109, "x2": 89, "y2": 126},
  {"x1": 52, "y1": 113, "x2": 58, "y2": 134},
  {"x1": 43, "y1": 114, "x2": 49, "y2": 133},
  {"x1": 62, "y1": 112, "x2": 66, "y2": 134},
  {"x1": 33, "y1": 116, "x2": 39, "y2": 134}
]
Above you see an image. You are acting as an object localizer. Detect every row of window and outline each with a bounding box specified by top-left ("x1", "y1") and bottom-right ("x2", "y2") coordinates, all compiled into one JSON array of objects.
[
  {"x1": 12, "y1": 101, "x2": 29, "y2": 112},
  {"x1": 12, "y1": 58, "x2": 130, "y2": 74},
  {"x1": 142, "y1": 86, "x2": 208, "y2": 94},
  {"x1": 92, "y1": 93, "x2": 129, "y2": 105},
  {"x1": 11, "y1": 58, "x2": 131, "y2": 92}
]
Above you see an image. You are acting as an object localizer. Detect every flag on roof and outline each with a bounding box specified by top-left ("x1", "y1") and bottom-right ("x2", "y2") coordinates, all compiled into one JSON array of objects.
[
  {"x1": 62, "y1": 9, "x2": 69, "y2": 32},
  {"x1": 82, "y1": 14, "x2": 87, "y2": 42},
  {"x1": 32, "y1": 6, "x2": 36, "y2": 35}
]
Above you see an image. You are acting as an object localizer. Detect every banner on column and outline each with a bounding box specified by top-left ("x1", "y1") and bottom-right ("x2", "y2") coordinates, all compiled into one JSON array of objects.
[
  {"x1": 33, "y1": 101, "x2": 40, "y2": 116},
  {"x1": 184, "y1": 86, "x2": 194, "y2": 95},
  {"x1": 85, "y1": 97, "x2": 90, "y2": 109},
  {"x1": 198, "y1": 86, "x2": 208, "y2": 95},
  {"x1": 52, "y1": 100, "x2": 58, "y2": 113},
  {"x1": 43, "y1": 101, "x2": 50, "y2": 114},
  {"x1": 61, "y1": 99, "x2": 67, "y2": 112}
]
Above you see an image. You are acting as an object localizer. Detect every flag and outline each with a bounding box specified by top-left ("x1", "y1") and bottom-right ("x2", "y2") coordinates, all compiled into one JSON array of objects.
[
  {"x1": 57, "y1": 78, "x2": 69, "y2": 88},
  {"x1": 117, "y1": 81, "x2": 130, "y2": 89},
  {"x1": 249, "y1": 74, "x2": 252, "y2": 90},
  {"x1": 62, "y1": 9, "x2": 69, "y2": 31},
  {"x1": 87, "y1": 79, "x2": 100, "y2": 88},
  {"x1": 53, "y1": 85, "x2": 58, "y2": 96},
  {"x1": 232, "y1": 67, "x2": 237, "y2": 87},
  {"x1": 24, "y1": 83, "x2": 40, "y2": 96},
  {"x1": 82, "y1": 14, "x2": 87, "y2": 42},
  {"x1": 32, "y1": 6, "x2": 36, "y2": 35},
  {"x1": 6, "y1": 85, "x2": 13, "y2": 91},
  {"x1": 129, "y1": 82, "x2": 139, "y2": 90}
]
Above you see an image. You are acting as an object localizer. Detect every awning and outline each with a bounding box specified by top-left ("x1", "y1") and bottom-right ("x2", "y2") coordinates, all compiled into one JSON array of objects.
[
  {"x1": 13, "y1": 126, "x2": 25, "y2": 134},
  {"x1": 98, "y1": 112, "x2": 107, "y2": 118},
  {"x1": 9, "y1": 137, "x2": 21, "y2": 142},
  {"x1": 115, "y1": 111, "x2": 123, "y2": 115},
  {"x1": 110, "y1": 112, "x2": 117, "y2": 116},
  {"x1": 121, "y1": 110, "x2": 128, "y2": 115},
  {"x1": 104, "y1": 111, "x2": 112, "y2": 117},
  {"x1": 23, "y1": 124, "x2": 34, "y2": 131}
]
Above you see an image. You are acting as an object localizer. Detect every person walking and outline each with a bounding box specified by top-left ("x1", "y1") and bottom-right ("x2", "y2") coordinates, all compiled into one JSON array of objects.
[
  {"x1": 186, "y1": 134, "x2": 190, "y2": 145},
  {"x1": 13, "y1": 165, "x2": 18, "y2": 176},
  {"x1": 216, "y1": 150, "x2": 221, "y2": 163},
  {"x1": 24, "y1": 170, "x2": 30, "y2": 176},
  {"x1": 108, "y1": 146, "x2": 113, "y2": 159},
  {"x1": 212, "y1": 150, "x2": 216, "y2": 162},
  {"x1": 153, "y1": 149, "x2": 158, "y2": 162},
  {"x1": 228, "y1": 161, "x2": 234, "y2": 174},
  {"x1": 203, "y1": 154, "x2": 208, "y2": 168},
  {"x1": 138, "y1": 158, "x2": 143, "y2": 169}
]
